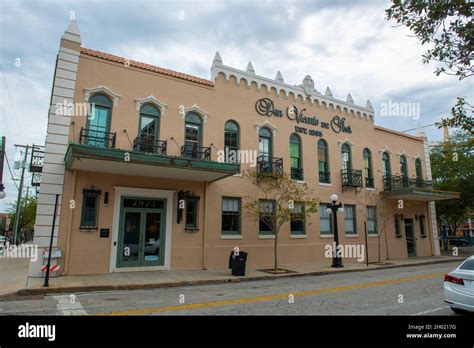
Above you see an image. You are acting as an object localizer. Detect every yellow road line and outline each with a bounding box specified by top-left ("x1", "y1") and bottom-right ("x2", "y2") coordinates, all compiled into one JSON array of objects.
[{"x1": 97, "y1": 271, "x2": 446, "y2": 316}]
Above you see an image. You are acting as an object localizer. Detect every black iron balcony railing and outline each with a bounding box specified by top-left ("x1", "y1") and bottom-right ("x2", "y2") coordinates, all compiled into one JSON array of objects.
[
  {"x1": 383, "y1": 175, "x2": 433, "y2": 191},
  {"x1": 291, "y1": 167, "x2": 304, "y2": 181},
  {"x1": 181, "y1": 144, "x2": 211, "y2": 160},
  {"x1": 29, "y1": 145, "x2": 44, "y2": 173},
  {"x1": 365, "y1": 176, "x2": 375, "y2": 188},
  {"x1": 257, "y1": 155, "x2": 283, "y2": 178},
  {"x1": 319, "y1": 171, "x2": 330, "y2": 184},
  {"x1": 133, "y1": 136, "x2": 167, "y2": 155},
  {"x1": 80, "y1": 127, "x2": 116, "y2": 149},
  {"x1": 341, "y1": 169, "x2": 363, "y2": 187}
]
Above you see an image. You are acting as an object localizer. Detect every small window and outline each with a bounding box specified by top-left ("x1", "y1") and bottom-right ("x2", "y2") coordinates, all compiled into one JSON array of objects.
[
  {"x1": 318, "y1": 139, "x2": 330, "y2": 184},
  {"x1": 290, "y1": 202, "x2": 305, "y2": 235},
  {"x1": 419, "y1": 215, "x2": 426, "y2": 237},
  {"x1": 224, "y1": 121, "x2": 239, "y2": 163},
  {"x1": 319, "y1": 203, "x2": 333, "y2": 235},
  {"x1": 344, "y1": 205, "x2": 357, "y2": 235},
  {"x1": 185, "y1": 197, "x2": 199, "y2": 230},
  {"x1": 367, "y1": 206, "x2": 377, "y2": 235},
  {"x1": 80, "y1": 190, "x2": 100, "y2": 229},
  {"x1": 341, "y1": 143, "x2": 352, "y2": 173},
  {"x1": 415, "y1": 158, "x2": 423, "y2": 181},
  {"x1": 259, "y1": 200, "x2": 275, "y2": 235},
  {"x1": 394, "y1": 215, "x2": 402, "y2": 237},
  {"x1": 290, "y1": 134, "x2": 303, "y2": 180},
  {"x1": 363, "y1": 148, "x2": 374, "y2": 188},
  {"x1": 221, "y1": 197, "x2": 241, "y2": 235}
]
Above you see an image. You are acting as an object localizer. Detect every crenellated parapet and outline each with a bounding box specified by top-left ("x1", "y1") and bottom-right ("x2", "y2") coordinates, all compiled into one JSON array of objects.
[{"x1": 210, "y1": 52, "x2": 374, "y2": 123}]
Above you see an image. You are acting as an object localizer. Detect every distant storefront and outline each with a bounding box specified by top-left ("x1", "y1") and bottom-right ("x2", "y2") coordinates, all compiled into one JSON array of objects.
[{"x1": 29, "y1": 21, "x2": 459, "y2": 277}]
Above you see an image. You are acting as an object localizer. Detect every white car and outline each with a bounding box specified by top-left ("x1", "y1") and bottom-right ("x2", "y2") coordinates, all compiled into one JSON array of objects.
[{"x1": 444, "y1": 255, "x2": 474, "y2": 313}]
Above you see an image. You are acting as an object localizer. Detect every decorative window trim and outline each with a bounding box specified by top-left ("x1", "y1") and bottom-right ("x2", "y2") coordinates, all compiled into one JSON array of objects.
[
  {"x1": 181, "y1": 103, "x2": 209, "y2": 123},
  {"x1": 378, "y1": 146, "x2": 392, "y2": 158},
  {"x1": 396, "y1": 150, "x2": 407, "y2": 160},
  {"x1": 255, "y1": 119, "x2": 277, "y2": 135},
  {"x1": 135, "y1": 95, "x2": 168, "y2": 115},
  {"x1": 338, "y1": 138, "x2": 355, "y2": 149},
  {"x1": 84, "y1": 86, "x2": 121, "y2": 106}
]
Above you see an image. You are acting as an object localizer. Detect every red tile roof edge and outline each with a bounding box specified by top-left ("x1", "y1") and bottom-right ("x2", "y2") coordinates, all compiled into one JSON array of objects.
[{"x1": 80, "y1": 47, "x2": 214, "y2": 87}]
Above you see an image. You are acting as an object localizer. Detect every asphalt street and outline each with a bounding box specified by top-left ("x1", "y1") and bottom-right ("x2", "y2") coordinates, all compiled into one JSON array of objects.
[{"x1": 0, "y1": 261, "x2": 471, "y2": 316}]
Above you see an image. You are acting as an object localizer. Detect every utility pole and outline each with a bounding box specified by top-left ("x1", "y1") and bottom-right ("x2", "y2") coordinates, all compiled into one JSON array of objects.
[{"x1": 13, "y1": 145, "x2": 29, "y2": 245}]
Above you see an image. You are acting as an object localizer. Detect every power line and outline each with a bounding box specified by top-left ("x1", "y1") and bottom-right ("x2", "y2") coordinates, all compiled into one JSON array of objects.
[
  {"x1": 4, "y1": 150, "x2": 19, "y2": 190},
  {"x1": 402, "y1": 123, "x2": 437, "y2": 133}
]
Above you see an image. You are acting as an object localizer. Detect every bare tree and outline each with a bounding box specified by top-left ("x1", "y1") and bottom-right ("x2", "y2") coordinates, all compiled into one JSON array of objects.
[{"x1": 243, "y1": 171, "x2": 319, "y2": 272}]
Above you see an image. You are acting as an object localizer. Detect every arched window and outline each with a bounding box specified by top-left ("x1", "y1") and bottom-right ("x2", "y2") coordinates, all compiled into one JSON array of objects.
[
  {"x1": 382, "y1": 152, "x2": 391, "y2": 189},
  {"x1": 224, "y1": 120, "x2": 239, "y2": 163},
  {"x1": 290, "y1": 134, "x2": 303, "y2": 180},
  {"x1": 341, "y1": 143, "x2": 352, "y2": 173},
  {"x1": 184, "y1": 112, "x2": 203, "y2": 159},
  {"x1": 415, "y1": 158, "x2": 423, "y2": 181},
  {"x1": 86, "y1": 93, "x2": 113, "y2": 148},
  {"x1": 400, "y1": 155, "x2": 408, "y2": 187},
  {"x1": 318, "y1": 139, "x2": 330, "y2": 183},
  {"x1": 363, "y1": 148, "x2": 374, "y2": 188},
  {"x1": 137, "y1": 103, "x2": 161, "y2": 153},
  {"x1": 258, "y1": 127, "x2": 272, "y2": 161}
]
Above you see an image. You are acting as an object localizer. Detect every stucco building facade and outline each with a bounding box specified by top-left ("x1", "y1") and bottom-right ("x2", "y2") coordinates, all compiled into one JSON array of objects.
[{"x1": 29, "y1": 21, "x2": 459, "y2": 277}]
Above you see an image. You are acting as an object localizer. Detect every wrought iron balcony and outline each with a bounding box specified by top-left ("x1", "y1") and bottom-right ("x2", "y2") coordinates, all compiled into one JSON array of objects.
[
  {"x1": 79, "y1": 127, "x2": 116, "y2": 149},
  {"x1": 181, "y1": 144, "x2": 211, "y2": 160},
  {"x1": 257, "y1": 155, "x2": 283, "y2": 178},
  {"x1": 383, "y1": 175, "x2": 433, "y2": 191},
  {"x1": 133, "y1": 136, "x2": 167, "y2": 155},
  {"x1": 341, "y1": 169, "x2": 363, "y2": 187},
  {"x1": 319, "y1": 171, "x2": 330, "y2": 184},
  {"x1": 365, "y1": 176, "x2": 375, "y2": 188},
  {"x1": 29, "y1": 145, "x2": 44, "y2": 173},
  {"x1": 291, "y1": 167, "x2": 304, "y2": 181}
]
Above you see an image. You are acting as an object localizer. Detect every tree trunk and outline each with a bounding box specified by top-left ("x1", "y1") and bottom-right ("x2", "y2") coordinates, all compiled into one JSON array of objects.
[{"x1": 274, "y1": 233, "x2": 278, "y2": 272}]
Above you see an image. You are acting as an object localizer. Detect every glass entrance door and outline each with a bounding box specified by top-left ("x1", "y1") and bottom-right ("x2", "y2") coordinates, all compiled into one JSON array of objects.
[
  {"x1": 404, "y1": 219, "x2": 416, "y2": 257},
  {"x1": 117, "y1": 198, "x2": 166, "y2": 268}
]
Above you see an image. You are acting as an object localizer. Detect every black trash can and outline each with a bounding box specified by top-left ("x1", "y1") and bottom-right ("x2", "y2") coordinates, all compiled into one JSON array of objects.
[{"x1": 229, "y1": 250, "x2": 248, "y2": 276}]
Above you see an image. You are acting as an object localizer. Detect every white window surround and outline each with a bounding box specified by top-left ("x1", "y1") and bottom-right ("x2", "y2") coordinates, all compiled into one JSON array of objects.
[
  {"x1": 378, "y1": 146, "x2": 392, "y2": 158},
  {"x1": 135, "y1": 95, "x2": 168, "y2": 116},
  {"x1": 290, "y1": 234, "x2": 307, "y2": 239},
  {"x1": 258, "y1": 234, "x2": 276, "y2": 239},
  {"x1": 320, "y1": 234, "x2": 334, "y2": 238},
  {"x1": 319, "y1": 183, "x2": 333, "y2": 187},
  {"x1": 345, "y1": 234, "x2": 359, "y2": 238},
  {"x1": 109, "y1": 186, "x2": 174, "y2": 273},
  {"x1": 255, "y1": 119, "x2": 277, "y2": 135},
  {"x1": 182, "y1": 103, "x2": 209, "y2": 123},
  {"x1": 84, "y1": 85, "x2": 121, "y2": 106},
  {"x1": 396, "y1": 150, "x2": 407, "y2": 160},
  {"x1": 221, "y1": 235, "x2": 242, "y2": 240},
  {"x1": 338, "y1": 138, "x2": 355, "y2": 149}
]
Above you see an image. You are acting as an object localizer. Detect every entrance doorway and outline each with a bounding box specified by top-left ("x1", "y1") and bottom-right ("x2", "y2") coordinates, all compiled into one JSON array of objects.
[
  {"x1": 404, "y1": 219, "x2": 416, "y2": 257},
  {"x1": 117, "y1": 197, "x2": 166, "y2": 267}
]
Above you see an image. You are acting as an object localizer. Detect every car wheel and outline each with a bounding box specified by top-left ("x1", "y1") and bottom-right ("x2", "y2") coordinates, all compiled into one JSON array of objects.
[{"x1": 451, "y1": 307, "x2": 466, "y2": 314}]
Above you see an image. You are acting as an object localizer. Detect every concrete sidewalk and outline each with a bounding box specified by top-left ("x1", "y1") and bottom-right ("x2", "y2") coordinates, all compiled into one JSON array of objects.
[
  {"x1": 14, "y1": 255, "x2": 464, "y2": 296},
  {"x1": 0, "y1": 257, "x2": 30, "y2": 296}
]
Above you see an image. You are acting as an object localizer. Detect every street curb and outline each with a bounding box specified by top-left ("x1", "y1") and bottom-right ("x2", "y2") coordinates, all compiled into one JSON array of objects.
[{"x1": 13, "y1": 257, "x2": 463, "y2": 297}]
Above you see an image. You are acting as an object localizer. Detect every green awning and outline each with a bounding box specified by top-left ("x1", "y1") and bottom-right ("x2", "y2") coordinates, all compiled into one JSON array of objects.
[
  {"x1": 382, "y1": 188, "x2": 461, "y2": 202},
  {"x1": 65, "y1": 143, "x2": 240, "y2": 182}
]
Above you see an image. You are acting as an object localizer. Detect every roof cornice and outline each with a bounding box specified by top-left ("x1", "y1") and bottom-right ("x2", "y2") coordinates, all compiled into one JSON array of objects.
[{"x1": 211, "y1": 53, "x2": 374, "y2": 122}]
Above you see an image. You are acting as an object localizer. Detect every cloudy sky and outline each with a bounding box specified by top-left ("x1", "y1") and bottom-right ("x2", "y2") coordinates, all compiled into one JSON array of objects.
[{"x1": 0, "y1": 0, "x2": 472, "y2": 210}]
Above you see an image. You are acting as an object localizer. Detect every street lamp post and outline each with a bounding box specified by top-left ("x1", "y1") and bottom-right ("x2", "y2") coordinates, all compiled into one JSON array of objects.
[{"x1": 326, "y1": 193, "x2": 344, "y2": 268}]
